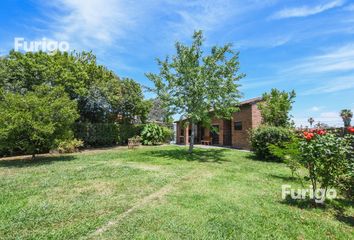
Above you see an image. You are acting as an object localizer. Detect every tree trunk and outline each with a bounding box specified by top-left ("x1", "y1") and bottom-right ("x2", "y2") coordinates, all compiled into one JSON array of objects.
[{"x1": 188, "y1": 122, "x2": 195, "y2": 153}]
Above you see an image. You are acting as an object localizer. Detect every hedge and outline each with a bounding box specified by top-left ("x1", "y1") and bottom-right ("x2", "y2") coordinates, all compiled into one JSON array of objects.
[{"x1": 74, "y1": 123, "x2": 144, "y2": 147}]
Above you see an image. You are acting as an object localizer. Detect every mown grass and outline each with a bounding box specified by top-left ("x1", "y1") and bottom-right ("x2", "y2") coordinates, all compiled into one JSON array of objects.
[{"x1": 0, "y1": 146, "x2": 352, "y2": 239}]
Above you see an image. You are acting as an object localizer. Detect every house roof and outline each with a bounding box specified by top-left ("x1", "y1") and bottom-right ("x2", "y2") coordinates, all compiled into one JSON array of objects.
[
  {"x1": 238, "y1": 97, "x2": 262, "y2": 106},
  {"x1": 174, "y1": 97, "x2": 262, "y2": 123}
]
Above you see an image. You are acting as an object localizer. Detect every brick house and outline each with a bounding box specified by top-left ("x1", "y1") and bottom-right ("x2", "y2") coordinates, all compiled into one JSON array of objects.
[{"x1": 175, "y1": 97, "x2": 262, "y2": 150}]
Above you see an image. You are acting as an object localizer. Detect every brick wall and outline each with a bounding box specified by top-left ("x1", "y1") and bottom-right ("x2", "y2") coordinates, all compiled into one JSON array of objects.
[
  {"x1": 232, "y1": 104, "x2": 253, "y2": 149},
  {"x1": 251, "y1": 103, "x2": 262, "y2": 128},
  {"x1": 175, "y1": 101, "x2": 262, "y2": 149}
]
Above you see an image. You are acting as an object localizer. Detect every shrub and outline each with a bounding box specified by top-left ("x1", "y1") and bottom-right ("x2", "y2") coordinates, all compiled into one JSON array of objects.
[
  {"x1": 141, "y1": 123, "x2": 164, "y2": 145},
  {"x1": 0, "y1": 86, "x2": 79, "y2": 158},
  {"x1": 250, "y1": 125, "x2": 294, "y2": 161},
  {"x1": 117, "y1": 124, "x2": 144, "y2": 144},
  {"x1": 74, "y1": 123, "x2": 144, "y2": 147},
  {"x1": 299, "y1": 131, "x2": 352, "y2": 203},
  {"x1": 75, "y1": 123, "x2": 120, "y2": 146},
  {"x1": 162, "y1": 126, "x2": 174, "y2": 143},
  {"x1": 56, "y1": 139, "x2": 84, "y2": 153},
  {"x1": 338, "y1": 134, "x2": 354, "y2": 199},
  {"x1": 269, "y1": 136, "x2": 302, "y2": 178}
]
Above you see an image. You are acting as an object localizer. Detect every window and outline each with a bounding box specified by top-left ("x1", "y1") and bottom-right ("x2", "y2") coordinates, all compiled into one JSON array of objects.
[
  {"x1": 180, "y1": 128, "x2": 184, "y2": 136},
  {"x1": 234, "y1": 121, "x2": 242, "y2": 130}
]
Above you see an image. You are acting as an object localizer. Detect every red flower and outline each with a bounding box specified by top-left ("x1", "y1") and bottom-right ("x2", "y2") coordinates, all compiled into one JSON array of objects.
[
  {"x1": 347, "y1": 127, "x2": 354, "y2": 134},
  {"x1": 316, "y1": 129, "x2": 326, "y2": 135},
  {"x1": 303, "y1": 131, "x2": 314, "y2": 140}
]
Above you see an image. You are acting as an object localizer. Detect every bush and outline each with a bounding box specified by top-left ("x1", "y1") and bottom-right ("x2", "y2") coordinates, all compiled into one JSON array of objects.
[
  {"x1": 75, "y1": 123, "x2": 119, "y2": 147},
  {"x1": 250, "y1": 125, "x2": 294, "y2": 161},
  {"x1": 117, "y1": 124, "x2": 144, "y2": 145},
  {"x1": 56, "y1": 139, "x2": 84, "y2": 153},
  {"x1": 0, "y1": 86, "x2": 79, "y2": 158},
  {"x1": 299, "y1": 131, "x2": 352, "y2": 203},
  {"x1": 269, "y1": 136, "x2": 302, "y2": 178},
  {"x1": 74, "y1": 123, "x2": 144, "y2": 147},
  {"x1": 141, "y1": 123, "x2": 164, "y2": 145},
  {"x1": 162, "y1": 126, "x2": 174, "y2": 143}
]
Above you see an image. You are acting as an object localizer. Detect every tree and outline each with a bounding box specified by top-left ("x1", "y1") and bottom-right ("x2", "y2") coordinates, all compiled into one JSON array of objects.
[
  {"x1": 0, "y1": 86, "x2": 79, "y2": 158},
  {"x1": 115, "y1": 78, "x2": 152, "y2": 124},
  {"x1": 258, "y1": 89, "x2": 296, "y2": 127},
  {"x1": 146, "y1": 30, "x2": 244, "y2": 152},
  {"x1": 0, "y1": 50, "x2": 121, "y2": 123},
  {"x1": 148, "y1": 98, "x2": 173, "y2": 125},
  {"x1": 308, "y1": 117, "x2": 314, "y2": 128},
  {"x1": 340, "y1": 109, "x2": 353, "y2": 127}
]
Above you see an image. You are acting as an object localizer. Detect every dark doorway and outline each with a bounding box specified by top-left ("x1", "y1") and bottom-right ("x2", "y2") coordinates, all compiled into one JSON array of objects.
[
  {"x1": 223, "y1": 120, "x2": 232, "y2": 146},
  {"x1": 210, "y1": 125, "x2": 219, "y2": 145}
]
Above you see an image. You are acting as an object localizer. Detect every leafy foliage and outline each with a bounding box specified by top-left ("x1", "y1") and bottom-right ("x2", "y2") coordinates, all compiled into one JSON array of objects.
[
  {"x1": 146, "y1": 30, "x2": 244, "y2": 152},
  {"x1": 250, "y1": 125, "x2": 295, "y2": 161},
  {"x1": 299, "y1": 132, "x2": 351, "y2": 203},
  {"x1": 0, "y1": 50, "x2": 151, "y2": 125},
  {"x1": 0, "y1": 86, "x2": 79, "y2": 158},
  {"x1": 56, "y1": 139, "x2": 84, "y2": 153},
  {"x1": 340, "y1": 109, "x2": 353, "y2": 127},
  {"x1": 161, "y1": 126, "x2": 174, "y2": 143},
  {"x1": 269, "y1": 136, "x2": 302, "y2": 178},
  {"x1": 258, "y1": 89, "x2": 296, "y2": 127},
  {"x1": 74, "y1": 123, "x2": 144, "y2": 146},
  {"x1": 141, "y1": 123, "x2": 164, "y2": 145},
  {"x1": 115, "y1": 78, "x2": 152, "y2": 124},
  {"x1": 148, "y1": 98, "x2": 173, "y2": 125},
  {"x1": 0, "y1": 50, "x2": 150, "y2": 149}
]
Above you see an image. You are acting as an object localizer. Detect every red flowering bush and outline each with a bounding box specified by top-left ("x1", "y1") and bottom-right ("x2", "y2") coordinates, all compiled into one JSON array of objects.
[
  {"x1": 299, "y1": 131, "x2": 352, "y2": 204},
  {"x1": 302, "y1": 129, "x2": 326, "y2": 141},
  {"x1": 347, "y1": 126, "x2": 354, "y2": 134}
]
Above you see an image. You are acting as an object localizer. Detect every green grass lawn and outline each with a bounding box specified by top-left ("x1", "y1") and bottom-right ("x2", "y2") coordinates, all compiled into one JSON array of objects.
[{"x1": 0, "y1": 146, "x2": 353, "y2": 239}]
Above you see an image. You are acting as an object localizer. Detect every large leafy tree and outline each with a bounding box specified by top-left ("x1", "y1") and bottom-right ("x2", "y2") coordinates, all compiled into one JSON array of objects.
[
  {"x1": 0, "y1": 50, "x2": 121, "y2": 123},
  {"x1": 258, "y1": 88, "x2": 296, "y2": 127},
  {"x1": 146, "y1": 30, "x2": 244, "y2": 152},
  {"x1": 115, "y1": 78, "x2": 152, "y2": 124},
  {"x1": 0, "y1": 86, "x2": 79, "y2": 158},
  {"x1": 148, "y1": 98, "x2": 173, "y2": 125},
  {"x1": 0, "y1": 51, "x2": 151, "y2": 124}
]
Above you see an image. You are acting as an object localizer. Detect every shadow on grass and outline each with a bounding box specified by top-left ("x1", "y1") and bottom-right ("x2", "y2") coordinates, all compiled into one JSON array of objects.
[
  {"x1": 244, "y1": 153, "x2": 283, "y2": 163},
  {"x1": 281, "y1": 196, "x2": 354, "y2": 227},
  {"x1": 0, "y1": 155, "x2": 76, "y2": 168},
  {"x1": 269, "y1": 174, "x2": 299, "y2": 182},
  {"x1": 146, "y1": 148, "x2": 229, "y2": 163}
]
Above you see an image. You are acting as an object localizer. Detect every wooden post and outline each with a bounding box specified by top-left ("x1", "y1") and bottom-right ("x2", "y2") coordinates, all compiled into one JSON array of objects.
[{"x1": 185, "y1": 125, "x2": 189, "y2": 145}]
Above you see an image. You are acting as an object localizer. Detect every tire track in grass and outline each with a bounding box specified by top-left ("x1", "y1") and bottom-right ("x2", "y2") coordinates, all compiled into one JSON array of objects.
[{"x1": 86, "y1": 169, "x2": 212, "y2": 239}]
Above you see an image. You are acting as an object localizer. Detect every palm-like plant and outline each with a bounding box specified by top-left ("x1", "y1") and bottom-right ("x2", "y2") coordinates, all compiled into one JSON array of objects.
[
  {"x1": 308, "y1": 117, "x2": 314, "y2": 127},
  {"x1": 340, "y1": 109, "x2": 353, "y2": 127}
]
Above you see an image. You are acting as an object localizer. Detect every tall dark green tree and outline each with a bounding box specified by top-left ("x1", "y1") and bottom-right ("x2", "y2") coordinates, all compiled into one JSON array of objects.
[
  {"x1": 116, "y1": 78, "x2": 152, "y2": 124},
  {"x1": 146, "y1": 30, "x2": 244, "y2": 152}
]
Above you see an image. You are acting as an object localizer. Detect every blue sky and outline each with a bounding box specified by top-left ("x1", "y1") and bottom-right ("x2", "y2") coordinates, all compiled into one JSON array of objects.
[{"x1": 1, "y1": 0, "x2": 354, "y2": 126}]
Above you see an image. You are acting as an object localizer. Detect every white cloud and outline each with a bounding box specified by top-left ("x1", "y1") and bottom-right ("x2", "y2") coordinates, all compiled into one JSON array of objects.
[
  {"x1": 166, "y1": 0, "x2": 275, "y2": 41},
  {"x1": 302, "y1": 76, "x2": 354, "y2": 95},
  {"x1": 310, "y1": 106, "x2": 323, "y2": 111},
  {"x1": 41, "y1": 0, "x2": 151, "y2": 49},
  {"x1": 285, "y1": 43, "x2": 354, "y2": 75},
  {"x1": 271, "y1": 0, "x2": 345, "y2": 19}
]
